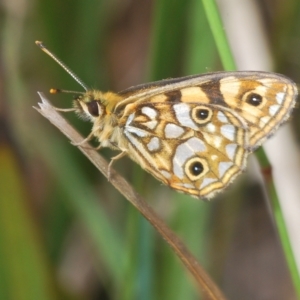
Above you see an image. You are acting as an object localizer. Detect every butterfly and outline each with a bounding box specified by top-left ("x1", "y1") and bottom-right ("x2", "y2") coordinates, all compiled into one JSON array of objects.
[{"x1": 36, "y1": 41, "x2": 298, "y2": 199}]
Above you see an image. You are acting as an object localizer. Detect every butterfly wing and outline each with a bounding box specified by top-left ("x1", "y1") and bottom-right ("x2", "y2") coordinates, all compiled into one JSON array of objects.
[
  {"x1": 118, "y1": 102, "x2": 249, "y2": 199},
  {"x1": 117, "y1": 71, "x2": 297, "y2": 151},
  {"x1": 114, "y1": 71, "x2": 297, "y2": 198},
  {"x1": 216, "y1": 73, "x2": 297, "y2": 150}
]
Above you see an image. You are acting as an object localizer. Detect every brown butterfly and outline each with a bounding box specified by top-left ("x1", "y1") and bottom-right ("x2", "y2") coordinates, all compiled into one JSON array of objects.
[{"x1": 36, "y1": 41, "x2": 297, "y2": 199}]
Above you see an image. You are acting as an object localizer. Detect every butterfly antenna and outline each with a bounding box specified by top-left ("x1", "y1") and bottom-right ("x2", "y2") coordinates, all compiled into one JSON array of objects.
[
  {"x1": 49, "y1": 88, "x2": 85, "y2": 95},
  {"x1": 35, "y1": 41, "x2": 89, "y2": 91}
]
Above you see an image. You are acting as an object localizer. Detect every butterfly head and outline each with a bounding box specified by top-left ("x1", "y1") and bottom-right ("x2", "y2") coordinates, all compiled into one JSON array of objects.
[
  {"x1": 73, "y1": 90, "x2": 106, "y2": 121},
  {"x1": 72, "y1": 90, "x2": 124, "y2": 122},
  {"x1": 36, "y1": 41, "x2": 123, "y2": 122}
]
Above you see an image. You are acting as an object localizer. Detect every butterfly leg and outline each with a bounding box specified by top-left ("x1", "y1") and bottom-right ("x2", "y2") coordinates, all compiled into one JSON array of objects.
[
  {"x1": 72, "y1": 131, "x2": 94, "y2": 146},
  {"x1": 53, "y1": 107, "x2": 77, "y2": 112},
  {"x1": 107, "y1": 150, "x2": 127, "y2": 181}
]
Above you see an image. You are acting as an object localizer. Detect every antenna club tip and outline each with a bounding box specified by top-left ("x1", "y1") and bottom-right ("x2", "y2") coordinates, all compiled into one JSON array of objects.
[
  {"x1": 35, "y1": 41, "x2": 45, "y2": 48},
  {"x1": 50, "y1": 88, "x2": 60, "y2": 94}
]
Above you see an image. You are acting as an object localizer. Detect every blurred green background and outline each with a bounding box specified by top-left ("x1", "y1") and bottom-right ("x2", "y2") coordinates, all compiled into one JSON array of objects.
[{"x1": 0, "y1": 0, "x2": 299, "y2": 299}]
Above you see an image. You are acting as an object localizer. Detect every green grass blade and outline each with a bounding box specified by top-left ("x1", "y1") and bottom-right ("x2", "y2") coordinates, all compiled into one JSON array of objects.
[{"x1": 201, "y1": 0, "x2": 236, "y2": 70}]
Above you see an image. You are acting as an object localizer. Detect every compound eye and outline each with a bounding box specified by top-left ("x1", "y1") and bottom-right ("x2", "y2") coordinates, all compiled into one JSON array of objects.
[{"x1": 87, "y1": 100, "x2": 100, "y2": 117}]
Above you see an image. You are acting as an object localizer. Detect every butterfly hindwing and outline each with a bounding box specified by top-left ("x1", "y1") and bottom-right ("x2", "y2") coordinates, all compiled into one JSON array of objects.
[{"x1": 119, "y1": 102, "x2": 249, "y2": 198}]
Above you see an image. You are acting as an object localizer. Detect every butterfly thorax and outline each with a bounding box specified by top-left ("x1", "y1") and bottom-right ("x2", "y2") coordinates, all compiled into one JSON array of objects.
[{"x1": 74, "y1": 90, "x2": 126, "y2": 149}]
